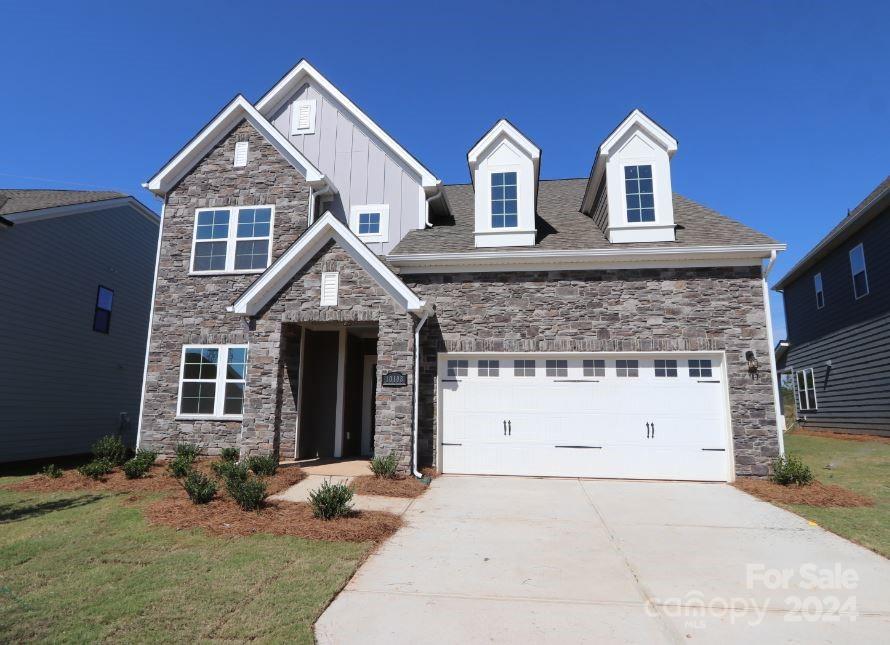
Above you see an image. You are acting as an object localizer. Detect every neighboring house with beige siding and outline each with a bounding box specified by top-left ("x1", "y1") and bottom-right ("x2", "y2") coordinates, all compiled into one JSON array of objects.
[{"x1": 0, "y1": 190, "x2": 159, "y2": 462}]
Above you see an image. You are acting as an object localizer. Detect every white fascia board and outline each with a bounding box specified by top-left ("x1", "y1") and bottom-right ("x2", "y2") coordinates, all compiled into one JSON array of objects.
[
  {"x1": 388, "y1": 244, "x2": 787, "y2": 274},
  {"x1": 255, "y1": 60, "x2": 440, "y2": 190},
  {"x1": 231, "y1": 211, "x2": 426, "y2": 315},
  {"x1": 146, "y1": 95, "x2": 331, "y2": 196},
  {"x1": 4, "y1": 196, "x2": 160, "y2": 226},
  {"x1": 467, "y1": 119, "x2": 541, "y2": 170}
]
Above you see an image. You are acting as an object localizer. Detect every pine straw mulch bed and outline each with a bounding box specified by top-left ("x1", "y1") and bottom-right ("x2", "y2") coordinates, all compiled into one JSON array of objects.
[
  {"x1": 351, "y1": 475, "x2": 429, "y2": 498},
  {"x1": 790, "y1": 429, "x2": 890, "y2": 444},
  {"x1": 734, "y1": 478, "x2": 874, "y2": 508}
]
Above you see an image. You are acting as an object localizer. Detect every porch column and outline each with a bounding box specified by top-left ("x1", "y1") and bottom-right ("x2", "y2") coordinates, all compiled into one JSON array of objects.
[{"x1": 333, "y1": 327, "x2": 347, "y2": 458}]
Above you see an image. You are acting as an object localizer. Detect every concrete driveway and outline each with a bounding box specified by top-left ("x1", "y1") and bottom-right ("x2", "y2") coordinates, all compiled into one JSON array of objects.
[{"x1": 316, "y1": 476, "x2": 890, "y2": 644}]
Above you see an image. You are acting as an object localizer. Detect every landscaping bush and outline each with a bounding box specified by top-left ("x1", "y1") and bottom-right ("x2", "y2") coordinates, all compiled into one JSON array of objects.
[
  {"x1": 247, "y1": 454, "x2": 278, "y2": 476},
  {"x1": 369, "y1": 453, "x2": 399, "y2": 479},
  {"x1": 771, "y1": 453, "x2": 814, "y2": 486},
  {"x1": 77, "y1": 459, "x2": 114, "y2": 480},
  {"x1": 211, "y1": 460, "x2": 249, "y2": 483},
  {"x1": 92, "y1": 435, "x2": 128, "y2": 465},
  {"x1": 123, "y1": 456, "x2": 152, "y2": 479},
  {"x1": 167, "y1": 455, "x2": 194, "y2": 479},
  {"x1": 40, "y1": 464, "x2": 63, "y2": 478},
  {"x1": 226, "y1": 475, "x2": 267, "y2": 511},
  {"x1": 220, "y1": 447, "x2": 239, "y2": 462},
  {"x1": 182, "y1": 471, "x2": 217, "y2": 504},
  {"x1": 309, "y1": 479, "x2": 354, "y2": 520},
  {"x1": 174, "y1": 443, "x2": 200, "y2": 462},
  {"x1": 134, "y1": 449, "x2": 158, "y2": 466}
]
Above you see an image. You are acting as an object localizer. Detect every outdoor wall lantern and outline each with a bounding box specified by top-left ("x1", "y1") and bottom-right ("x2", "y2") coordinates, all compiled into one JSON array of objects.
[{"x1": 745, "y1": 350, "x2": 759, "y2": 380}]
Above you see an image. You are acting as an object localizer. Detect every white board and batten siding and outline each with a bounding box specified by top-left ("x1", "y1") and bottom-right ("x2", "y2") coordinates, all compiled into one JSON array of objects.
[
  {"x1": 270, "y1": 82, "x2": 424, "y2": 254},
  {"x1": 438, "y1": 353, "x2": 734, "y2": 482}
]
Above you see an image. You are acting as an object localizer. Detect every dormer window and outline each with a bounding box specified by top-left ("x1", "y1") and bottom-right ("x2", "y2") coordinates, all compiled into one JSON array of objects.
[
  {"x1": 625, "y1": 165, "x2": 654, "y2": 223},
  {"x1": 491, "y1": 172, "x2": 518, "y2": 228}
]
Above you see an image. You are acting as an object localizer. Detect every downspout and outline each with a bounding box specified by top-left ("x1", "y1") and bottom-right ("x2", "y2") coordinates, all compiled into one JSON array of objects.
[
  {"x1": 412, "y1": 306, "x2": 431, "y2": 478},
  {"x1": 762, "y1": 249, "x2": 786, "y2": 456}
]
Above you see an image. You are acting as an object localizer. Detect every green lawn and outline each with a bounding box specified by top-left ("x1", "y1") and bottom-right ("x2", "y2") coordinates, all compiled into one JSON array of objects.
[
  {"x1": 0, "y1": 479, "x2": 370, "y2": 643},
  {"x1": 783, "y1": 433, "x2": 890, "y2": 558}
]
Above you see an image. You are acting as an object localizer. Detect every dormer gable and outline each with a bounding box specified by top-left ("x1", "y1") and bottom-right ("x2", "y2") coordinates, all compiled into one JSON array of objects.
[
  {"x1": 467, "y1": 119, "x2": 540, "y2": 248},
  {"x1": 582, "y1": 109, "x2": 678, "y2": 244}
]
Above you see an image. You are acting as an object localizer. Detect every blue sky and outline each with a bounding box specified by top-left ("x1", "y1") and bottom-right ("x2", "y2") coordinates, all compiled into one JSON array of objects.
[{"x1": 2, "y1": 1, "x2": 888, "y2": 338}]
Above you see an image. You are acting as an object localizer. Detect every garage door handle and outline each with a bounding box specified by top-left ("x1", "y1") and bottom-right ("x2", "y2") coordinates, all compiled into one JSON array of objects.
[
  {"x1": 701, "y1": 448, "x2": 725, "y2": 452},
  {"x1": 646, "y1": 422, "x2": 651, "y2": 439},
  {"x1": 503, "y1": 420, "x2": 507, "y2": 436},
  {"x1": 442, "y1": 442, "x2": 462, "y2": 446},
  {"x1": 651, "y1": 422, "x2": 655, "y2": 438},
  {"x1": 508, "y1": 420, "x2": 512, "y2": 436}
]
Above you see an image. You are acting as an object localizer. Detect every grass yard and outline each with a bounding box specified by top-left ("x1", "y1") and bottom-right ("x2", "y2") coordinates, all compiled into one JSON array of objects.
[
  {"x1": 0, "y1": 477, "x2": 371, "y2": 643},
  {"x1": 782, "y1": 432, "x2": 890, "y2": 558}
]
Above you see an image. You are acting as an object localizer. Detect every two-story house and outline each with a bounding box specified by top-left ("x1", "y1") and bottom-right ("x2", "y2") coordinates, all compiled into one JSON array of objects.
[
  {"x1": 775, "y1": 176, "x2": 890, "y2": 437},
  {"x1": 137, "y1": 59, "x2": 786, "y2": 480}
]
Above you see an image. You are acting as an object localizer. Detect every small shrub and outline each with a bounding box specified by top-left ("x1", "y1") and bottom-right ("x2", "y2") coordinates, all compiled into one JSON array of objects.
[
  {"x1": 167, "y1": 455, "x2": 194, "y2": 478},
  {"x1": 134, "y1": 449, "x2": 158, "y2": 467},
  {"x1": 122, "y1": 457, "x2": 152, "y2": 479},
  {"x1": 92, "y1": 435, "x2": 128, "y2": 465},
  {"x1": 226, "y1": 475, "x2": 267, "y2": 511},
  {"x1": 247, "y1": 454, "x2": 278, "y2": 476},
  {"x1": 211, "y1": 460, "x2": 249, "y2": 483},
  {"x1": 40, "y1": 464, "x2": 63, "y2": 478},
  {"x1": 174, "y1": 443, "x2": 200, "y2": 462},
  {"x1": 220, "y1": 447, "x2": 239, "y2": 462},
  {"x1": 309, "y1": 479, "x2": 354, "y2": 520},
  {"x1": 182, "y1": 471, "x2": 217, "y2": 504},
  {"x1": 77, "y1": 459, "x2": 114, "y2": 480},
  {"x1": 369, "y1": 453, "x2": 399, "y2": 479},
  {"x1": 771, "y1": 453, "x2": 814, "y2": 486}
]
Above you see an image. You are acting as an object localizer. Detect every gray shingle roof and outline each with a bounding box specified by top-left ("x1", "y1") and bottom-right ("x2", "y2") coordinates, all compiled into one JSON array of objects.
[
  {"x1": 391, "y1": 179, "x2": 777, "y2": 255},
  {"x1": 0, "y1": 189, "x2": 126, "y2": 217}
]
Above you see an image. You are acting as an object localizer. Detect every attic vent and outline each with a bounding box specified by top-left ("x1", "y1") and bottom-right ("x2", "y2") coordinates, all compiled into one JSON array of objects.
[
  {"x1": 320, "y1": 271, "x2": 339, "y2": 306},
  {"x1": 291, "y1": 100, "x2": 317, "y2": 135},
  {"x1": 234, "y1": 141, "x2": 249, "y2": 167}
]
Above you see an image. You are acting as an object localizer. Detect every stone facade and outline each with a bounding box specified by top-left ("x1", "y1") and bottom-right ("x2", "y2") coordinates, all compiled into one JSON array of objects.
[{"x1": 408, "y1": 266, "x2": 779, "y2": 476}]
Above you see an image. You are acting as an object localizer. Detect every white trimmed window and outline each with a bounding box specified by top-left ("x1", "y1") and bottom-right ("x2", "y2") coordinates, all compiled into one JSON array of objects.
[
  {"x1": 349, "y1": 204, "x2": 389, "y2": 243},
  {"x1": 583, "y1": 359, "x2": 605, "y2": 377},
  {"x1": 546, "y1": 359, "x2": 568, "y2": 377},
  {"x1": 814, "y1": 272, "x2": 825, "y2": 309},
  {"x1": 290, "y1": 99, "x2": 317, "y2": 135},
  {"x1": 478, "y1": 359, "x2": 499, "y2": 376},
  {"x1": 849, "y1": 244, "x2": 869, "y2": 299},
  {"x1": 491, "y1": 171, "x2": 518, "y2": 228},
  {"x1": 624, "y1": 165, "x2": 655, "y2": 223},
  {"x1": 795, "y1": 368, "x2": 818, "y2": 411},
  {"x1": 447, "y1": 360, "x2": 468, "y2": 377},
  {"x1": 654, "y1": 359, "x2": 678, "y2": 377},
  {"x1": 514, "y1": 360, "x2": 535, "y2": 377},
  {"x1": 192, "y1": 206, "x2": 274, "y2": 273},
  {"x1": 688, "y1": 359, "x2": 713, "y2": 378},
  {"x1": 178, "y1": 345, "x2": 248, "y2": 418},
  {"x1": 616, "y1": 360, "x2": 639, "y2": 377}
]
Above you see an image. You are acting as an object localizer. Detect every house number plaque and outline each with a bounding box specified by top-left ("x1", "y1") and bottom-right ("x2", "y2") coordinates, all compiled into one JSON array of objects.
[{"x1": 382, "y1": 372, "x2": 408, "y2": 387}]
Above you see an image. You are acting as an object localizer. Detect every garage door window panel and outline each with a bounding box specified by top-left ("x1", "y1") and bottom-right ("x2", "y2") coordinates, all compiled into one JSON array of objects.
[
  {"x1": 478, "y1": 360, "x2": 499, "y2": 376},
  {"x1": 447, "y1": 360, "x2": 468, "y2": 378},
  {"x1": 689, "y1": 359, "x2": 713, "y2": 378},
  {"x1": 514, "y1": 360, "x2": 536, "y2": 377},
  {"x1": 616, "y1": 360, "x2": 639, "y2": 377},
  {"x1": 655, "y1": 359, "x2": 678, "y2": 377},
  {"x1": 546, "y1": 360, "x2": 568, "y2": 378},
  {"x1": 583, "y1": 359, "x2": 605, "y2": 377}
]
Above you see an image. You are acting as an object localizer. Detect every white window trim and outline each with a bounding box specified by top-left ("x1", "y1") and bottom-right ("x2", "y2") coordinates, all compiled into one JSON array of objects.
[
  {"x1": 190, "y1": 205, "x2": 275, "y2": 275},
  {"x1": 849, "y1": 243, "x2": 869, "y2": 300},
  {"x1": 814, "y1": 272, "x2": 825, "y2": 309},
  {"x1": 291, "y1": 99, "x2": 317, "y2": 135},
  {"x1": 176, "y1": 344, "x2": 248, "y2": 420},
  {"x1": 545, "y1": 359, "x2": 568, "y2": 378},
  {"x1": 490, "y1": 170, "x2": 520, "y2": 230},
  {"x1": 621, "y1": 161, "x2": 658, "y2": 226},
  {"x1": 794, "y1": 367, "x2": 818, "y2": 412},
  {"x1": 349, "y1": 204, "x2": 390, "y2": 243},
  {"x1": 320, "y1": 271, "x2": 339, "y2": 306},
  {"x1": 446, "y1": 359, "x2": 468, "y2": 378}
]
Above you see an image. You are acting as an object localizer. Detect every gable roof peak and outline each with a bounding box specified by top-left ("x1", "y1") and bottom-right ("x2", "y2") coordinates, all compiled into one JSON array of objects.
[{"x1": 467, "y1": 119, "x2": 541, "y2": 170}]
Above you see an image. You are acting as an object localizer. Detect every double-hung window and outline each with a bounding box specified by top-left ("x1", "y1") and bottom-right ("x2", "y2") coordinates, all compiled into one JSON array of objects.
[
  {"x1": 192, "y1": 206, "x2": 273, "y2": 273},
  {"x1": 814, "y1": 272, "x2": 825, "y2": 309},
  {"x1": 794, "y1": 368, "x2": 818, "y2": 411},
  {"x1": 625, "y1": 165, "x2": 655, "y2": 223},
  {"x1": 178, "y1": 345, "x2": 248, "y2": 417},
  {"x1": 491, "y1": 172, "x2": 518, "y2": 228},
  {"x1": 849, "y1": 244, "x2": 869, "y2": 299}
]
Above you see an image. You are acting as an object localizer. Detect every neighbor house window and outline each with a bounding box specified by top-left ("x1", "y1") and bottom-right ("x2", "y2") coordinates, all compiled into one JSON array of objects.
[
  {"x1": 491, "y1": 172, "x2": 518, "y2": 228},
  {"x1": 546, "y1": 360, "x2": 568, "y2": 377},
  {"x1": 583, "y1": 359, "x2": 605, "y2": 377},
  {"x1": 478, "y1": 360, "x2": 499, "y2": 376},
  {"x1": 93, "y1": 286, "x2": 113, "y2": 333},
  {"x1": 447, "y1": 360, "x2": 468, "y2": 377},
  {"x1": 688, "y1": 359, "x2": 713, "y2": 378},
  {"x1": 654, "y1": 359, "x2": 678, "y2": 377},
  {"x1": 192, "y1": 206, "x2": 273, "y2": 273},
  {"x1": 625, "y1": 165, "x2": 655, "y2": 223},
  {"x1": 814, "y1": 272, "x2": 825, "y2": 309},
  {"x1": 616, "y1": 360, "x2": 639, "y2": 377},
  {"x1": 178, "y1": 345, "x2": 248, "y2": 417},
  {"x1": 849, "y1": 244, "x2": 869, "y2": 299},
  {"x1": 514, "y1": 359, "x2": 535, "y2": 376},
  {"x1": 350, "y1": 204, "x2": 389, "y2": 242},
  {"x1": 794, "y1": 368, "x2": 818, "y2": 411}
]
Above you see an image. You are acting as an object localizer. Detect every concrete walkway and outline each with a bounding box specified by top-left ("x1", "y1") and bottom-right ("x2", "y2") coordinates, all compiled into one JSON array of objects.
[
  {"x1": 316, "y1": 476, "x2": 890, "y2": 644},
  {"x1": 270, "y1": 474, "x2": 414, "y2": 515}
]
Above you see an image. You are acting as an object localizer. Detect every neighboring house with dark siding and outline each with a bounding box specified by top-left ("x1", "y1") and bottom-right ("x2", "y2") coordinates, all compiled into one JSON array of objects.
[
  {"x1": 775, "y1": 176, "x2": 890, "y2": 437},
  {"x1": 0, "y1": 190, "x2": 159, "y2": 462},
  {"x1": 137, "y1": 59, "x2": 786, "y2": 483}
]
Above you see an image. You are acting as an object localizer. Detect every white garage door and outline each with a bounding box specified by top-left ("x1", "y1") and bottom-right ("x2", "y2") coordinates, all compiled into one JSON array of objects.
[{"x1": 439, "y1": 354, "x2": 732, "y2": 481}]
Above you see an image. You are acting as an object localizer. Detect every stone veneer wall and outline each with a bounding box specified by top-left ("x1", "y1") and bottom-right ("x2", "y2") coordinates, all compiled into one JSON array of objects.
[
  {"x1": 408, "y1": 266, "x2": 779, "y2": 476},
  {"x1": 139, "y1": 119, "x2": 311, "y2": 455}
]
